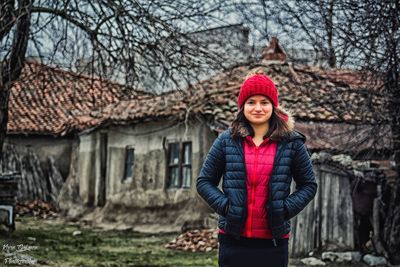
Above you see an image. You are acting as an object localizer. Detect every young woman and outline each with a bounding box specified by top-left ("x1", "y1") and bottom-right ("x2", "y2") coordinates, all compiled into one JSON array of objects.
[{"x1": 196, "y1": 70, "x2": 317, "y2": 267}]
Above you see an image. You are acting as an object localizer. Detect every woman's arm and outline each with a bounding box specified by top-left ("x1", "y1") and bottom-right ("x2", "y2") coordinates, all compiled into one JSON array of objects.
[
  {"x1": 196, "y1": 134, "x2": 229, "y2": 216},
  {"x1": 284, "y1": 139, "x2": 318, "y2": 220}
]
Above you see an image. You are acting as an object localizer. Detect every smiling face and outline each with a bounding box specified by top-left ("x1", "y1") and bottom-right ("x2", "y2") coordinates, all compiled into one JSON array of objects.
[{"x1": 243, "y1": 95, "x2": 273, "y2": 126}]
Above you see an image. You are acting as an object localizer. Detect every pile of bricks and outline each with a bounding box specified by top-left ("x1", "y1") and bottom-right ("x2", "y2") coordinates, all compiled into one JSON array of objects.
[
  {"x1": 16, "y1": 200, "x2": 58, "y2": 219},
  {"x1": 165, "y1": 229, "x2": 218, "y2": 252}
]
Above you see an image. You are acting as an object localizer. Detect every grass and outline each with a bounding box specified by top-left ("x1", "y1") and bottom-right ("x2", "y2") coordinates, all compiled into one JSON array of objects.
[
  {"x1": 0, "y1": 216, "x2": 218, "y2": 267},
  {"x1": 0, "y1": 216, "x2": 369, "y2": 267}
]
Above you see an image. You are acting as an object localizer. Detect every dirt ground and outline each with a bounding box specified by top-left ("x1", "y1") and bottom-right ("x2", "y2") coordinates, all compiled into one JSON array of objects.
[{"x1": 0, "y1": 216, "x2": 370, "y2": 267}]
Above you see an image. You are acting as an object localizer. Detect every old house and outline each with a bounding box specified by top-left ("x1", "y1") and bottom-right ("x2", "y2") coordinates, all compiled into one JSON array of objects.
[
  {"x1": 58, "y1": 40, "x2": 392, "y2": 256},
  {"x1": 2, "y1": 23, "x2": 252, "y2": 204},
  {"x1": 2, "y1": 61, "x2": 150, "y2": 203},
  {"x1": 4, "y1": 38, "x2": 393, "y2": 256}
]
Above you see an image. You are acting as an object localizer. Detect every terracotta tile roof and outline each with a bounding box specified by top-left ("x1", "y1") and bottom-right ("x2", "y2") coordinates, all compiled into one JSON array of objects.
[
  {"x1": 79, "y1": 62, "x2": 390, "y2": 154},
  {"x1": 8, "y1": 61, "x2": 389, "y2": 152},
  {"x1": 83, "y1": 90, "x2": 204, "y2": 128},
  {"x1": 295, "y1": 122, "x2": 391, "y2": 154},
  {"x1": 7, "y1": 62, "x2": 150, "y2": 135},
  {"x1": 97, "y1": 65, "x2": 387, "y2": 125},
  {"x1": 193, "y1": 62, "x2": 388, "y2": 125},
  {"x1": 311, "y1": 68, "x2": 384, "y2": 90}
]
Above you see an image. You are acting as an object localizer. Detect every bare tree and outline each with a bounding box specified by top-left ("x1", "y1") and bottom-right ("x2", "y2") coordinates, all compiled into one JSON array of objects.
[
  {"x1": 335, "y1": 1, "x2": 400, "y2": 262},
  {"x1": 232, "y1": 0, "x2": 349, "y2": 67},
  {"x1": 0, "y1": 0, "x2": 234, "y2": 154}
]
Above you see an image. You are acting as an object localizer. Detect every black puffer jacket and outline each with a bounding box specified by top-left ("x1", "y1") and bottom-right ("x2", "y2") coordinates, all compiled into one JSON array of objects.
[{"x1": 196, "y1": 129, "x2": 317, "y2": 240}]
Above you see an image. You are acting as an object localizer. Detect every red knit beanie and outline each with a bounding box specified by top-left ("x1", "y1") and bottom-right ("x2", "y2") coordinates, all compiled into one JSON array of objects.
[{"x1": 237, "y1": 74, "x2": 278, "y2": 109}]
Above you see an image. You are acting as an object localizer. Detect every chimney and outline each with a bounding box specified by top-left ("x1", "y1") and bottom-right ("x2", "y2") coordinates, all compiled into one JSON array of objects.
[{"x1": 261, "y1": 37, "x2": 287, "y2": 62}]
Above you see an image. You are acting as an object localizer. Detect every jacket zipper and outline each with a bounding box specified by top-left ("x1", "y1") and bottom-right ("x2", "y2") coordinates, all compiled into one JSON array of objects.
[{"x1": 248, "y1": 145, "x2": 259, "y2": 237}]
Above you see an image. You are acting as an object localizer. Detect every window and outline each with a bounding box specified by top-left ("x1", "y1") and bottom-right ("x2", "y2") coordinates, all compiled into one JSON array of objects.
[
  {"x1": 167, "y1": 142, "x2": 192, "y2": 188},
  {"x1": 123, "y1": 147, "x2": 135, "y2": 182}
]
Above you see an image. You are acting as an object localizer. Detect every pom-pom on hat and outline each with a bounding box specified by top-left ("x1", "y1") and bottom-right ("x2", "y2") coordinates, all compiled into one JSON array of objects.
[{"x1": 237, "y1": 73, "x2": 278, "y2": 109}]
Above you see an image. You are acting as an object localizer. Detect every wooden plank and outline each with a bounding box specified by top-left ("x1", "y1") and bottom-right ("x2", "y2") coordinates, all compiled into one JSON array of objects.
[
  {"x1": 314, "y1": 165, "x2": 322, "y2": 250},
  {"x1": 321, "y1": 169, "x2": 330, "y2": 249},
  {"x1": 290, "y1": 162, "x2": 355, "y2": 256}
]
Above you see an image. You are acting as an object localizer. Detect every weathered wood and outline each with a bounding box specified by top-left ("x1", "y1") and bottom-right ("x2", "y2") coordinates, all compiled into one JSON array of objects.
[
  {"x1": 0, "y1": 144, "x2": 64, "y2": 205},
  {"x1": 382, "y1": 182, "x2": 400, "y2": 264},
  {"x1": 47, "y1": 157, "x2": 64, "y2": 207},
  {"x1": 372, "y1": 197, "x2": 389, "y2": 258},
  {"x1": 20, "y1": 150, "x2": 48, "y2": 201},
  {"x1": 290, "y1": 162, "x2": 354, "y2": 256}
]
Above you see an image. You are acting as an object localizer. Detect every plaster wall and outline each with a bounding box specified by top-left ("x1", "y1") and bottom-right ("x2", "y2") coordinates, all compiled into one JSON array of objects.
[
  {"x1": 105, "y1": 120, "x2": 212, "y2": 206},
  {"x1": 76, "y1": 118, "x2": 217, "y2": 216}
]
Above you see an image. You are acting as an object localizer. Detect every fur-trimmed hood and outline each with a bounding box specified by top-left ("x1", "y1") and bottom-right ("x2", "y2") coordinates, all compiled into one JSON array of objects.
[{"x1": 232, "y1": 106, "x2": 296, "y2": 141}]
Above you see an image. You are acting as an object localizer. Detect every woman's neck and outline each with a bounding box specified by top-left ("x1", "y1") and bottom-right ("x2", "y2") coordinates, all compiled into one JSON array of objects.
[{"x1": 250, "y1": 123, "x2": 269, "y2": 140}]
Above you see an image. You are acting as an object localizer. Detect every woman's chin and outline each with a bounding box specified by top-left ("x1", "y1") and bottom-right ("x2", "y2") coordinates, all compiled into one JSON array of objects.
[{"x1": 249, "y1": 119, "x2": 269, "y2": 125}]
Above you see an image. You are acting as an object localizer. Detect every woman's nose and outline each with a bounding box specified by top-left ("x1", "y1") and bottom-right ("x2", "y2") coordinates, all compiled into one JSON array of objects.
[{"x1": 255, "y1": 103, "x2": 262, "y2": 111}]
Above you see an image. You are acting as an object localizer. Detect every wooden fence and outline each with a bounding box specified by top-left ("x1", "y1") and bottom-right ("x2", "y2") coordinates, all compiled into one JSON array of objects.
[{"x1": 289, "y1": 162, "x2": 354, "y2": 256}]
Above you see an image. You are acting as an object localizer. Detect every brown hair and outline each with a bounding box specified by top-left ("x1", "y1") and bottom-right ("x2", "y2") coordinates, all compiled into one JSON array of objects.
[
  {"x1": 244, "y1": 67, "x2": 265, "y2": 80},
  {"x1": 230, "y1": 106, "x2": 295, "y2": 140}
]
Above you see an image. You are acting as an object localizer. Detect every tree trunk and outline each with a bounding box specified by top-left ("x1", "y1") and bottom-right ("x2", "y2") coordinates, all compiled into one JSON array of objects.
[
  {"x1": 0, "y1": 0, "x2": 33, "y2": 156},
  {"x1": 0, "y1": 89, "x2": 10, "y2": 156}
]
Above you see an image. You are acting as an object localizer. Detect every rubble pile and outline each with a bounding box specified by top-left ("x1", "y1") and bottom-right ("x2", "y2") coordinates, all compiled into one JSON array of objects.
[
  {"x1": 16, "y1": 200, "x2": 58, "y2": 219},
  {"x1": 165, "y1": 229, "x2": 218, "y2": 252}
]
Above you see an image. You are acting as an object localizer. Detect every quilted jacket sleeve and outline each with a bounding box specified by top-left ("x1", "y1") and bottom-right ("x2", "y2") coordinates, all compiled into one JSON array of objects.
[
  {"x1": 284, "y1": 139, "x2": 317, "y2": 220},
  {"x1": 196, "y1": 134, "x2": 229, "y2": 216}
]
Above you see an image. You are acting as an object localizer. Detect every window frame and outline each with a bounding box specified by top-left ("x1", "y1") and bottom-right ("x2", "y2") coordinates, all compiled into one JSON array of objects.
[
  {"x1": 167, "y1": 141, "x2": 192, "y2": 189},
  {"x1": 181, "y1": 141, "x2": 192, "y2": 189},
  {"x1": 122, "y1": 146, "x2": 135, "y2": 183}
]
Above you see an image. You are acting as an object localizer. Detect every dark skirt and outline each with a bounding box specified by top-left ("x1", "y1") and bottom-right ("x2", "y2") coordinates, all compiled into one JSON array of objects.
[{"x1": 218, "y1": 234, "x2": 289, "y2": 267}]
